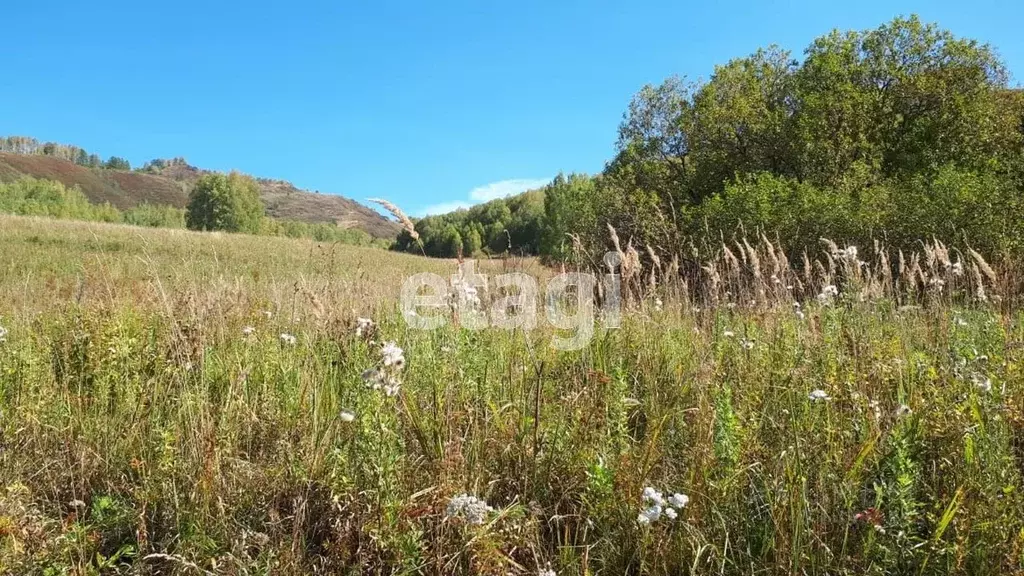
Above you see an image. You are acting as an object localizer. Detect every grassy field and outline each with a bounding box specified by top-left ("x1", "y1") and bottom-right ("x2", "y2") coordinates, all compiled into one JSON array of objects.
[{"x1": 1, "y1": 215, "x2": 1023, "y2": 575}]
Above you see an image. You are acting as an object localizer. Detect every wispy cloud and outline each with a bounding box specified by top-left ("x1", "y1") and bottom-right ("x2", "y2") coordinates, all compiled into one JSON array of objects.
[
  {"x1": 418, "y1": 200, "x2": 473, "y2": 216},
  {"x1": 417, "y1": 177, "x2": 550, "y2": 216}
]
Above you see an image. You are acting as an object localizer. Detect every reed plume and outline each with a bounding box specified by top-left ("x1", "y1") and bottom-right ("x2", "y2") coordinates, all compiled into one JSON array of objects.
[{"x1": 368, "y1": 198, "x2": 419, "y2": 240}]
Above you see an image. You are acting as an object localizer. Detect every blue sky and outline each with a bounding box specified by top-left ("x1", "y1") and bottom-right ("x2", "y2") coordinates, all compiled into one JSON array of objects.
[{"x1": 2, "y1": 1, "x2": 1021, "y2": 217}]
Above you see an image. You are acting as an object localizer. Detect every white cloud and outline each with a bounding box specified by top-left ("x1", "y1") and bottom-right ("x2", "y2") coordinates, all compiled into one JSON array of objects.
[
  {"x1": 416, "y1": 177, "x2": 551, "y2": 217},
  {"x1": 419, "y1": 200, "x2": 473, "y2": 216},
  {"x1": 468, "y1": 178, "x2": 551, "y2": 203}
]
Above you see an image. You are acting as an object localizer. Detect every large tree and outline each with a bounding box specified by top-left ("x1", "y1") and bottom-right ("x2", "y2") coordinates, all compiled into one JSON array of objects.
[{"x1": 185, "y1": 172, "x2": 265, "y2": 233}]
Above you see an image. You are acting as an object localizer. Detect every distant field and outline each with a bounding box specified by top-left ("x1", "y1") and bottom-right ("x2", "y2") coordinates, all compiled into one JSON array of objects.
[
  {"x1": 1, "y1": 214, "x2": 1023, "y2": 575},
  {"x1": 0, "y1": 214, "x2": 472, "y2": 315}
]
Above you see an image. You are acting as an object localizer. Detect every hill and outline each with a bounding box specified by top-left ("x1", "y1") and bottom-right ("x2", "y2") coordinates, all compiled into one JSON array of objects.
[{"x1": 0, "y1": 152, "x2": 401, "y2": 239}]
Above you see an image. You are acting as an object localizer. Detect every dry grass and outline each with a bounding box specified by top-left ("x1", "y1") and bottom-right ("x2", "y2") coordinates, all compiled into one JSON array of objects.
[{"x1": 0, "y1": 214, "x2": 1022, "y2": 575}]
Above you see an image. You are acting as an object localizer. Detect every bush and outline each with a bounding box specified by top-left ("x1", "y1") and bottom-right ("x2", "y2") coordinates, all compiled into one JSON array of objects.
[
  {"x1": 0, "y1": 177, "x2": 120, "y2": 222},
  {"x1": 122, "y1": 204, "x2": 186, "y2": 228},
  {"x1": 696, "y1": 173, "x2": 857, "y2": 249}
]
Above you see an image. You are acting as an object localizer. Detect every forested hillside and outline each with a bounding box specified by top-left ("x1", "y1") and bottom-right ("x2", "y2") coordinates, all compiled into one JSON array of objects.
[
  {"x1": 399, "y1": 16, "x2": 1024, "y2": 261},
  {"x1": 0, "y1": 141, "x2": 400, "y2": 239}
]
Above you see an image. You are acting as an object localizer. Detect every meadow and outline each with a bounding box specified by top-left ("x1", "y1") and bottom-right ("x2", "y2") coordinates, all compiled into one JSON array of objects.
[{"x1": 1, "y1": 214, "x2": 1023, "y2": 575}]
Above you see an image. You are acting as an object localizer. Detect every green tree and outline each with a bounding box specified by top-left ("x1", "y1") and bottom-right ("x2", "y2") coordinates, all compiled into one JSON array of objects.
[
  {"x1": 793, "y1": 15, "x2": 1008, "y2": 186},
  {"x1": 185, "y1": 172, "x2": 265, "y2": 233},
  {"x1": 439, "y1": 224, "x2": 463, "y2": 258},
  {"x1": 462, "y1": 226, "x2": 482, "y2": 255},
  {"x1": 104, "y1": 156, "x2": 131, "y2": 171}
]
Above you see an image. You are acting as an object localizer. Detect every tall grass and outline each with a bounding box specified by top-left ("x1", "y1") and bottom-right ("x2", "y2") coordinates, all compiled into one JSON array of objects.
[{"x1": 0, "y1": 215, "x2": 1022, "y2": 574}]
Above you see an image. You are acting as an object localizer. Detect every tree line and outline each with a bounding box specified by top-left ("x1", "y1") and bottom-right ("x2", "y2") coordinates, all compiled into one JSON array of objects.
[
  {"x1": 0, "y1": 136, "x2": 133, "y2": 171},
  {"x1": 397, "y1": 16, "x2": 1024, "y2": 261},
  {"x1": 392, "y1": 190, "x2": 545, "y2": 257}
]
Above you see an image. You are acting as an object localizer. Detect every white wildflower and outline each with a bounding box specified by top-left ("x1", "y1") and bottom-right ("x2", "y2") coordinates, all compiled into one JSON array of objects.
[
  {"x1": 642, "y1": 486, "x2": 665, "y2": 507},
  {"x1": 809, "y1": 389, "x2": 830, "y2": 402},
  {"x1": 818, "y1": 285, "x2": 839, "y2": 303},
  {"x1": 339, "y1": 410, "x2": 356, "y2": 422},
  {"x1": 638, "y1": 486, "x2": 678, "y2": 525},
  {"x1": 667, "y1": 493, "x2": 689, "y2": 508},
  {"x1": 242, "y1": 326, "x2": 255, "y2": 336},
  {"x1": 637, "y1": 504, "x2": 662, "y2": 524},
  {"x1": 653, "y1": 298, "x2": 663, "y2": 311},
  {"x1": 0, "y1": 326, "x2": 7, "y2": 342},
  {"x1": 279, "y1": 333, "x2": 297, "y2": 345},
  {"x1": 262, "y1": 310, "x2": 273, "y2": 319},
  {"x1": 539, "y1": 567, "x2": 557, "y2": 576},
  {"x1": 446, "y1": 494, "x2": 493, "y2": 525},
  {"x1": 896, "y1": 404, "x2": 912, "y2": 417},
  {"x1": 723, "y1": 330, "x2": 735, "y2": 338},
  {"x1": 381, "y1": 341, "x2": 405, "y2": 369},
  {"x1": 740, "y1": 338, "x2": 755, "y2": 350}
]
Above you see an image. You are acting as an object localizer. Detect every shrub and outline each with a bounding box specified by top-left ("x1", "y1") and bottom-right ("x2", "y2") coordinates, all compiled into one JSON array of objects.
[
  {"x1": 0, "y1": 177, "x2": 120, "y2": 222},
  {"x1": 122, "y1": 204, "x2": 186, "y2": 228}
]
